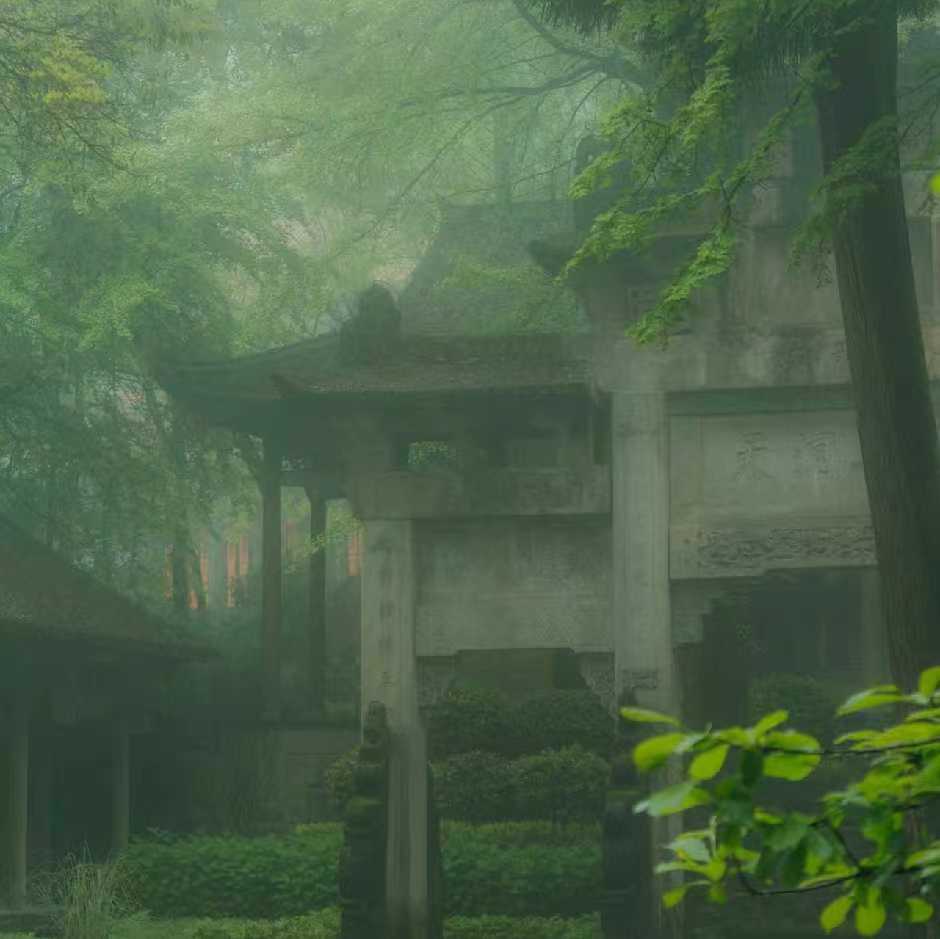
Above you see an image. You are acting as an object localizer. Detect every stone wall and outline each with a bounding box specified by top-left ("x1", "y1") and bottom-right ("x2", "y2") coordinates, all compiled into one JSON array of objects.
[{"x1": 414, "y1": 517, "x2": 611, "y2": 657}]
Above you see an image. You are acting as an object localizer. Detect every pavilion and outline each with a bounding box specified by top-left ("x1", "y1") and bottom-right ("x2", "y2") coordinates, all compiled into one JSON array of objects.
[{"x1": 0, "y1": 515, "x2": 212, "y2": 910}]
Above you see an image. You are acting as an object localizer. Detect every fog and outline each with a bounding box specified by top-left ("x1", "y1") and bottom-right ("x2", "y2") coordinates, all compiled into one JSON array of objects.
[{"x1": 1, "y1": 3, "x2": 938, "y2": 938}]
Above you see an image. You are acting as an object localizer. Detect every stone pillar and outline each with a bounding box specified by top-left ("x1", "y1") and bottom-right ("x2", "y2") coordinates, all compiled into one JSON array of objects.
[
  {"x1": 261, "y1": 437, "x2": 283, "y2": 721},
  {"x1": 111, "y1": 718, "x2": 130, "y2": 856},
  {"x1": 360, "y1": 520, "x2": 428, "y2": 939},
  {"x1": 611, "y1": 392, "x2": 676, "y2": 715},
  {"x1": 8, "y1": 694, "x2": 29, "y2": 909},
  {"x1": 612, "y1": 393, "x2": 676, "y2": 934},
  {"x1": 306, "y1": 485, "x2": 327, "y2": 716}
]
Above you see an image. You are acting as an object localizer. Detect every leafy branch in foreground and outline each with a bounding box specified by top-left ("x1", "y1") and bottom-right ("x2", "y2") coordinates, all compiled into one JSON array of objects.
[{"x1": 623, "y1": 666, "x2": 940, "y2": 935}]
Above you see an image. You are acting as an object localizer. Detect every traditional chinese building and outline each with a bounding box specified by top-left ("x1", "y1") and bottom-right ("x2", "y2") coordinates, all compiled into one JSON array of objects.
[
  {"x1": 158, "y1": 115, "x2": 940, "y2": 932},
  {"x1": 0, "y1": 516, "x2": 212, "y2": 913}
]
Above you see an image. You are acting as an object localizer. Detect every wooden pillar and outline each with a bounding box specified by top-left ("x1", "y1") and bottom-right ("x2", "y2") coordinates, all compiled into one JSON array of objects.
[
  {"x1": 305, "y1": 486, "x2": 327, "y2": 717},
  {"x1": 8, "y1": 694, "x2": 29, "y2": 909},
  {"x1": 261, "y1": 437, "x2": 284, "y2": 722},
  {"x1": 30, "y1": 733, "x2": 53, "y2": 869},
  {"x1": 111, "y1": 718, "x2": 130, "y2": 856}
]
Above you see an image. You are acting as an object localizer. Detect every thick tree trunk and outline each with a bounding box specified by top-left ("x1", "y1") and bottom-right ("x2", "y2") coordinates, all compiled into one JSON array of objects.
[{"x1": 814, "y1": 0, "x2": 940, "y2": 687}]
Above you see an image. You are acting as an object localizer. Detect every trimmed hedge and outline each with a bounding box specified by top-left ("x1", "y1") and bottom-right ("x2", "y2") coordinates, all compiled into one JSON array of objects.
[
  {"x1": 442, "y1": 823, "x2": 601, "y2": 917},
  {"x1": 191, "y1": 910, "x2": 340, "y2": 939},
  {"x1": 517, "y1": 690, "x2": 613, "y2": 757},
  {"x1": 747, "y1": 673, "x2": 835, "y2": 744},
  {"x1": 433, "y1": 747, "x2": 607, "y2": 824},
  {"x1": 428, "y1": 688, "x2": 612, "y2": 760},
  {"x1": 444, "y1": 915, "x2": 597, "y2": 939},
  {"x1": 124, "y1": 826, "x2": 343, "y2": 919},
  {"x1": 125, "y1": 823, "x2": 601, "y2": 921},
  {"x1": 428, "y1": 688, "x2": 521, "y2": 759}
]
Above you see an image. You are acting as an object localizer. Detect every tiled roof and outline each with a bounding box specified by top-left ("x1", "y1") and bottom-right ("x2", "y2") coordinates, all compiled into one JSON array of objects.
[
  {"x1": 0, "y1": 516, "x2": 211, "y2": 660},
  {"x1": 158, "y1": 332, "x2": 593, "y2": 432}
]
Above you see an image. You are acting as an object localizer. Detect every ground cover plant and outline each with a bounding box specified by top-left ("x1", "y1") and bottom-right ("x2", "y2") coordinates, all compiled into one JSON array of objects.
[{"x1": 0, "y1": 911, "x2": 600, "y2": 939}]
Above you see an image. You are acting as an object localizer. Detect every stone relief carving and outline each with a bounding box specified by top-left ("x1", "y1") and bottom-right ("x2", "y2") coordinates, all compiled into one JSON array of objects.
[
  {"x1": 417, "y1": 659, "x2": 456, "y2": 711},
  {"x1": 621, "y1": 668, "x2": 659, "y2": 691},
  {"x1": 733, "y1": 431, "x2": 773, "y2": 482},
  {"x1": 578, "y1": 653, "x2": 615, "y2": 711},
  {"x1": 793, "y1": 430, "x2": 839, "y2": 481},
  {"x1": 697, "y1": 524, "x2": 875, "y2": 575}
]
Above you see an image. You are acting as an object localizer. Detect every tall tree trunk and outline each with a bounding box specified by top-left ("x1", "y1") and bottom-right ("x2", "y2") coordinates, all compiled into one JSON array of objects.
[
  {"x1": 814, "y1": 0, "x2": 940, "y2": 688},
  {"x1": 170, "y1": 408, "x2": 191, "y2": 614}
]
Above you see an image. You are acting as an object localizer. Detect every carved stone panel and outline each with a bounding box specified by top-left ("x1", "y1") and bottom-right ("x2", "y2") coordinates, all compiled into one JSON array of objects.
[
  {"x1": 417, "y1": 658, "x2": 456, "y2": 711},
  {"x1": 671, "y1": 521, "x2": 876, "y2": 580},
  {"x1": 577, "y1": 653, "x2": 615, "y2": 712},
  {"x1": 415, "y1": 518, "x2": 612, "y2": 656}
]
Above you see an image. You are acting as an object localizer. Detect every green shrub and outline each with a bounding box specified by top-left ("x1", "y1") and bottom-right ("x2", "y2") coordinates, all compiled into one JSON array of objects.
[
  {"x1": 441, "y1": 824, "x2": 601, "y2": 917},
  {"x1": 124, "y1": 826, "x2": 343, "y2": 919},
  {"x1": 428, "y1": 688, "x2": 519, "y2": 759},
  {"x1": 323, "y1": 748, "x2": 360, "y2": 814},
  {"x1": 443, "y1": 821, "x2": 599, "y2": 847},
  {"x1": 746, "y1": 673, "x2": 835, "y2": 744},
  {"x1": 517, "y1": 691, "x2": 613, "y2": 757},
  {"x1": 511, "y1": 747, "x2": 607, "y2": 824},
  {"x1": 433, "y1": 748, "x2": 608, "y2": 823},
  {"x1": 433, "y1": 751, "x2": 517, "y2": 823},
  {"x1": 444, "y1": 915, "x2": 598, "y2": 939},
  {"x1": 191, "y1": 909, "x2": 340, "y2": 939},
  {"x1": 125, "y1": 821, "x2": 601, "y2": 920}
]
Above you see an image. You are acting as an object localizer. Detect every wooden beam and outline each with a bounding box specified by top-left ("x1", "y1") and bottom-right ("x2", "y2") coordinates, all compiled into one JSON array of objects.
[
  {"x1": 111, "y1": 717, "x2": 130, "y2": 856},
  {"x1": 261, "y1": 437, "x2": 283, "y2": 722},
  {"x1": 8, "y1": 693, "x2": 29, "y2": 909}
]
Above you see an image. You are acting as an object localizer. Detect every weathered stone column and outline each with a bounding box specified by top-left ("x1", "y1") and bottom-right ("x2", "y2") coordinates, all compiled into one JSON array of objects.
[
  {"x1": 611, "y1": 392, "x2": 676, "y2": 715},
  {"x1": 9, "y1": 693, "x2": 29, "y2": 909},
  {"x1": 305, "y1": 485, "x2": 327, "y2": 716},
  {"x1": 360, "y1": 520, "x2": 428, "y2": 939},
  {"x1": 261, "y1": 437, "x2": 283, "y2": 721},
  {"x1": 612, "y1": 392, "x2": 677, "y2": 935},
  {"x1": 111, "y1": 717, "x2": 130, "y2": 856}
]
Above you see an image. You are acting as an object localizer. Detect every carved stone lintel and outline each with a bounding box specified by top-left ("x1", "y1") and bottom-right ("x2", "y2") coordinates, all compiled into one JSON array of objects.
[{"x1": 673, "y1": 523, "x2": 876, "y2": 579}]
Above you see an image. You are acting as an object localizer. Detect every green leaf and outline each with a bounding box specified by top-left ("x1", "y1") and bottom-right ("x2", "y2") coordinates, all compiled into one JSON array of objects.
[
  {"x1": 835, "y1": 730, "x2": 879, "y2": 745},
  {"x1": 753, "y1": 710, "x2": 789, "y2": 738},
  {"x1": 763, "y1": 750, "x2": 820, "y2": 781},
  {"x1": 920, "y1": 667, "x2": 940, "y2": 699},
  {"x1": 708, "y1": 883, "x2": 728, "y2": 903},
  {"x1": 636, "y1": 781, "x2": 712, "y2": 817},
  {"x1": 634, "y1": 733, "x2": 687, "y2": 772},
  {"x1": 620, "y1": 707, "x2": 680, "y2": 726},
  {"x1": 821, "y1": 895, "x2": 853, "y2": 933},
  {"x1": 905, "y1": 898, "x2": 933, "y2": 924},
  {"x1": 764, "y1": 730, "x2": 820, "y2": 753},
  {"x1": 838, "y1": 687, "x2": 902, "y2": 716},
  {"x1": 855, "y1": 891, "x2": 887, "y2": 936},
  {"x1": 669, "y1": 833, "x2": 711, "y2": 864},
  {"x1": 663, "y1": 885, "x2": 689, "y2": 909},
  {"x1": 690, "y1": 743, "x2": 730, "y2": 781}
]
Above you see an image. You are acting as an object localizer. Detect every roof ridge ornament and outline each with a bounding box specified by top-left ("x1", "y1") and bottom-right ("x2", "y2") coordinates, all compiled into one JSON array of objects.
[{"x1": 339, "y1": 282, "x2": 402, "y2": 364}]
